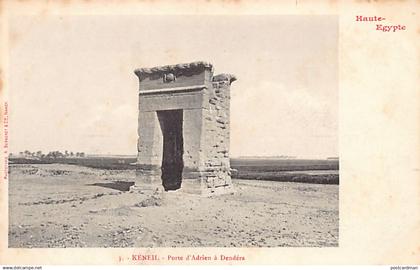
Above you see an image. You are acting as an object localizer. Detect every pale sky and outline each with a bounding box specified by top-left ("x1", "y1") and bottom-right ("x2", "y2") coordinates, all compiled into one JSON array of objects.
[{"x1": 9, "y1": 15, "x2": 338, "y2": 158}]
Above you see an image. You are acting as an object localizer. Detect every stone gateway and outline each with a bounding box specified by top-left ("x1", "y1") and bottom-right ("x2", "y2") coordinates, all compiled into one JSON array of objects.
[{"x1": 133, "y1": 61, "x2": 236, "y2": 196}]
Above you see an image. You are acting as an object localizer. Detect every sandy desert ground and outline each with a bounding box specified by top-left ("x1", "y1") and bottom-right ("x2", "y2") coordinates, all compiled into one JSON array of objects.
[{"x1": 8, "y1": 164, "x2": 338, "y2": 247}]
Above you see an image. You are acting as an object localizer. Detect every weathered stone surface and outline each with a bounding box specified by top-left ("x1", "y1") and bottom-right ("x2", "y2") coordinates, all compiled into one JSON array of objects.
[
  {"x1": 212, "y1": 73, "x2": 237, "y2": 84},
  {"x1": 134, "y1": 61, "x2": 236, "y2": 196}
]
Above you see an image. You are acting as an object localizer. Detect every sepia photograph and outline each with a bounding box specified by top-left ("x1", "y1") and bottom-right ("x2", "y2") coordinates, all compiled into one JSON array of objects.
[
  {"x1": 6, "y1": 15, "x2": 339, "y2": 249},
  {"x1": 1, "y1": 0, "x2": 420, "y2": 267}
]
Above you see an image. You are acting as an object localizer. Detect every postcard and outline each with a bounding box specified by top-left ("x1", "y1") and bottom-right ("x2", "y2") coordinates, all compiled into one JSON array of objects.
[{"x1": 0, "y1": 0, "x2": 418, "y2": 266}]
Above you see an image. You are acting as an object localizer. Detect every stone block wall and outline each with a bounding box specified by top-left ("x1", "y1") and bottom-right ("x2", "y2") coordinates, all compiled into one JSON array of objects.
[{"x1": 198, "y1": 74, "x2": 236, "y2": 194}]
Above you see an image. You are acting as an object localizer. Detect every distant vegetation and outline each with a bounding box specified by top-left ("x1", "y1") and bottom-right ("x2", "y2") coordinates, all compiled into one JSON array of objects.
[
  {"x1": 9, "y1": 151, "x2": 136, "y2": 170},
  {"x1": 9, "y1": 154, "x2": 339, "y2": 185},
  {"x1": 230, "y1": 170, "x2": 339, "y2": 185},
  {"x1": 230, "y1": 158, "x2": 339, "y2": 184},
  {"x1": 11, "y1": 150, "x2": 86, "y2": 159},
  {"x1": 230, "y1": 158, "x2": 338, "y2": 171}
]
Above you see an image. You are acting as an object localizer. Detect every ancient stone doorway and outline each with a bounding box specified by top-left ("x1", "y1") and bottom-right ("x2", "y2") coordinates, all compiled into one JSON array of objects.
[
  {"x1": 134, "y1": 61, "x2": 236, "y2": 195},
  {"x1": 157, "y1": 109, "x2": 184, "y2": 191}
]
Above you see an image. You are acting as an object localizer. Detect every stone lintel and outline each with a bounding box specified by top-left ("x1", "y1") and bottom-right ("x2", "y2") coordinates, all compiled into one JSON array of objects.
[{"x1": 139, "y1": 84, "x2": 207, "y2": 95}]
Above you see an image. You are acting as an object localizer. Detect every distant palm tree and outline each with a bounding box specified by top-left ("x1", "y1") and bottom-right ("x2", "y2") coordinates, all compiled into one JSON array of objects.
[{"x1": 56, "y1": 151, "x2": 64, "y2": 158}]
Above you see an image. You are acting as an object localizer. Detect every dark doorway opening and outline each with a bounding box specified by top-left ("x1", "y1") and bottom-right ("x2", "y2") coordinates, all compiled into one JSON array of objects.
[{"x1": 157, "y1": 109, "x2": 184, "y2": 191}]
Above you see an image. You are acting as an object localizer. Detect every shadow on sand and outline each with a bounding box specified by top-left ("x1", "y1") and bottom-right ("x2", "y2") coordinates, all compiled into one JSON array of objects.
[{"x1": 87, "y1": 181, "x2": 135, "y2": 192}]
